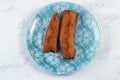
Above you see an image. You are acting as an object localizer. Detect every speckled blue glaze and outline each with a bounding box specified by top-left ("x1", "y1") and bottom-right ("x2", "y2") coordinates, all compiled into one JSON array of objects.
[{"x1": 26, "y1": 2, "x2": 100, "y2": 74}]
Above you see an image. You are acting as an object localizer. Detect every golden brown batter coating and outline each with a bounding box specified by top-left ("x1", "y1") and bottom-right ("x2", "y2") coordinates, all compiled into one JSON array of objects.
[
  {"x1": 43, "y1": 13, "x2": 60, "y2": 53},
  {"x1": 60, "y1": 10, "x2": 78, "y2": 59}
]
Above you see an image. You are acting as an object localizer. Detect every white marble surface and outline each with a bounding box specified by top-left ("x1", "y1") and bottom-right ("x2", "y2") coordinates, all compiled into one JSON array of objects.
[{"x1": 0, "y1": 0, "x2": 120, "y2": 80}]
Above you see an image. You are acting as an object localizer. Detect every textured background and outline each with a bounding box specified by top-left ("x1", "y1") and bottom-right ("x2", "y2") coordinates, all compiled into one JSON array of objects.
[{"x1": 0, "y1": 0, "x2": 120, "y2": 80}]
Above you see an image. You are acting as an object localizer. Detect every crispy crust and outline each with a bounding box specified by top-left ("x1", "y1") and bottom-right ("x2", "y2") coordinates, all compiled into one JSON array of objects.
[
  {"x1": 43, "y1": 13, "x2": 60, "y2": 53},
  {"x1": 60, "y1": 10, "x2": 78, "y2": 59}
]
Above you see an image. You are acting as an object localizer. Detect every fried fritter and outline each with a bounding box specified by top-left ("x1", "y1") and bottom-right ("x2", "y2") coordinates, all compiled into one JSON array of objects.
[
  {"x1": 60, "y1": 10, "x2": 78, "y2": 59},
  {"x1": 43, "y1": 13, "x2": 60, "y2": 53}
]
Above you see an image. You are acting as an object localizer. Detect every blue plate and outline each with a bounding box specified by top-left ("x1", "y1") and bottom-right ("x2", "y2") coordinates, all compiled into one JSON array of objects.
[{"x1": 26, "y1": 2, "x2": 100, "y2": 74}]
